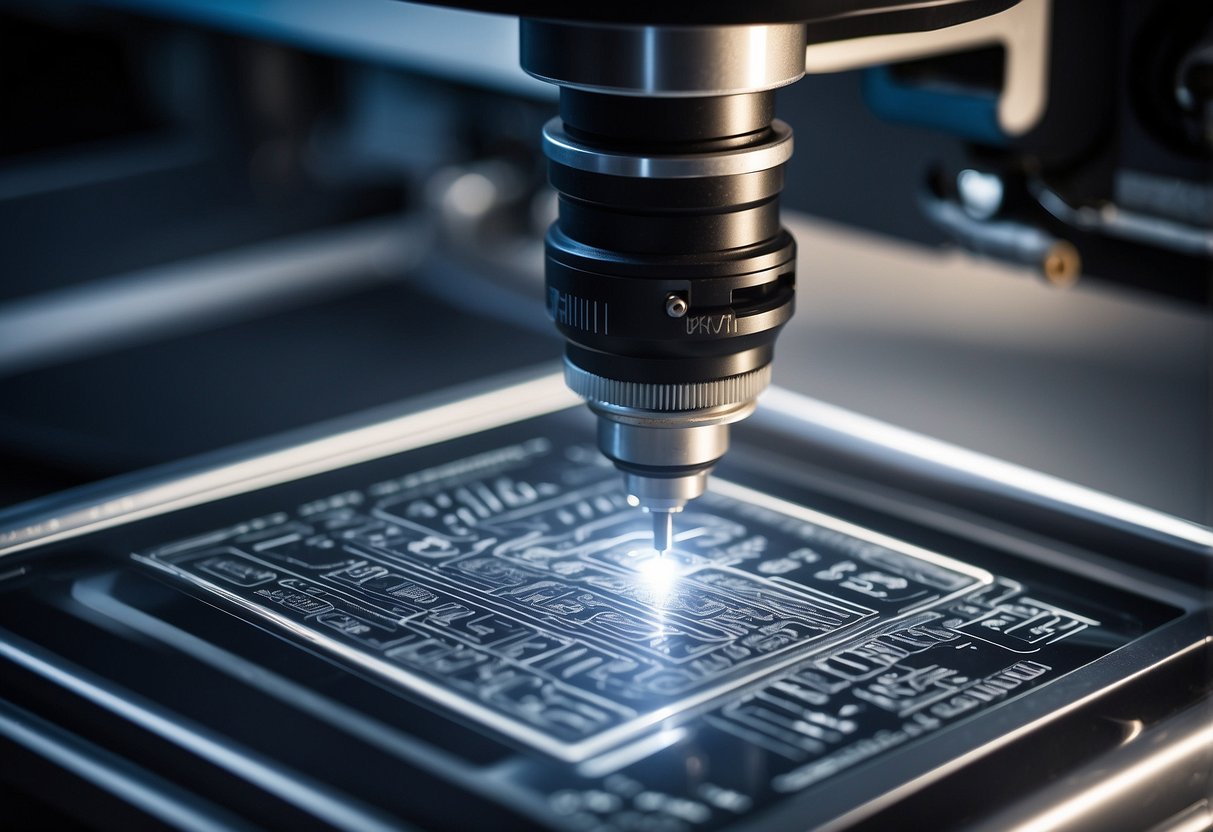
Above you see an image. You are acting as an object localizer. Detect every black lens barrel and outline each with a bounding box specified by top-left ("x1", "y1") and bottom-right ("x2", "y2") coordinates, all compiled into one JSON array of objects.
[
  {"x1": 560, "y1": 90, "x2": 776, "y2": 146},
  {"x1": 544, "y1": 90, "x2": 796, "y2": 391}
]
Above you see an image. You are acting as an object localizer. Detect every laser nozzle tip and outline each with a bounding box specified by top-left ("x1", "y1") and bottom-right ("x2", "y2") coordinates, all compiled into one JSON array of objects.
[{"x1": 652, "y1": 510, "x2": 673, "y2": 554}]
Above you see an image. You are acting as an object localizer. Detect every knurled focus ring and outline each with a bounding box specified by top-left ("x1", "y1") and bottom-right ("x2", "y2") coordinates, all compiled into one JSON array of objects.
[{"x1": 565, "y1": 359, "x2": 771, "y2": 411}]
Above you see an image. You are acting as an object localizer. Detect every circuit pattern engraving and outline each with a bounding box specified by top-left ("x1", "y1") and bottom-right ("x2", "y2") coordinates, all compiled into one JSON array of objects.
[{"x1": 139, "y1": 439, "x2": 1003, "y2": 761}]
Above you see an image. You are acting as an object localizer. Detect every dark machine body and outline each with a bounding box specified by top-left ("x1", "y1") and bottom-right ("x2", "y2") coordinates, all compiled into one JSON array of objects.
[
  {"x1": 0, "y1": 2, "x2": 1208, "y2": 831},
  {"x1": 458, "y1": 2, "x2": 1037, "y2": 546},
  {"x1": 415, "y1": 0, "x2": 1212, "y2": 545}
]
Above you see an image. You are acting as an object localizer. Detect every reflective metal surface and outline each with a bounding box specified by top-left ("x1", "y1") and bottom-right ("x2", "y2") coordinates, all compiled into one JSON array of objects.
[
  {"x1": 135, "y1": 451, "x2": 991, "y2": 762},
  {"x1": 541, "y1": 119, "x2": 794, "y2": 179},
  {"x1": 0, "y1": 370, "x2": 1205, "y2": 830},
  {"x1": 521, "y1": 22, "x2": 808, "y2": 96},
  {"x1": 591, "y1": 395, "x2": 756, "y2": 531},
  {"x1": 0, "y1": 373, "x2": 579, "y2": 557}
]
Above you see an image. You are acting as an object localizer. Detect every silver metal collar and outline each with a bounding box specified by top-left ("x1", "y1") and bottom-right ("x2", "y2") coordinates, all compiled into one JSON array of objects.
[{"x1": 542, "y1": 119, "x2": 792, "y2": 179}]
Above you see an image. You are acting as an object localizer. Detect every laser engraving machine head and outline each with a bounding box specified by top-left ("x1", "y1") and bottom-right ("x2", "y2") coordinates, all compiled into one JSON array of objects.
[
  {"x1": 421, "y1": 1, "x2": 1028, "y2": 549},
  {"x1": 528, "y1": 21, "x2": 803, "y2": 552}
]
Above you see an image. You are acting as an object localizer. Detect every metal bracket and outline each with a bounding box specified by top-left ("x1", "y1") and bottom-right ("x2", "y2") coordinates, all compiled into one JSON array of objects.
[{"x1": 803, "y1": 0, "x2": 1051, "y2": 137}]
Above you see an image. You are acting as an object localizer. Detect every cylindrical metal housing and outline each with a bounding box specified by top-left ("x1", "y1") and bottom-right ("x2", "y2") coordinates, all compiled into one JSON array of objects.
[
  {"x1": 542, "y1": 104, "x2": 796, "y2": 388},
  {"x1": 524, "y1": 21, "x2": 803, "y2": 522},
  {"x1": 521, "y1": 21, "x2": 808, "y2": 96}
]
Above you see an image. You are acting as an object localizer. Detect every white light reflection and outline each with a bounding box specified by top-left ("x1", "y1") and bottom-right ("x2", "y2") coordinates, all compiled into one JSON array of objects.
[
  {"x1": 629, "y1": 550, "x2": 684, "y2": 635},
  {"x1": 761, "y1": 387, "x2": 1213, "y2": 551},
  {"x1": 746, "y1": 27, "x2": 769, "y2": 87},
  {"x1": 636, "y1": 551, "x2": 679, "y2": 588},
  {"x1": 1008, "y1": 719, "x2": 1213, "y2": 832},
  {"x1": 576, "y1": 727, "x2": 689, "y2": 779}
]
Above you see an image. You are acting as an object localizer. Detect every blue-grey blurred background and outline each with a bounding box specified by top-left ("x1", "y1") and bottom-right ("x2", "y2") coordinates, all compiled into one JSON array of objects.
[{"x1": 0, "y1": 0, "x2": 1208, "y2": 522}]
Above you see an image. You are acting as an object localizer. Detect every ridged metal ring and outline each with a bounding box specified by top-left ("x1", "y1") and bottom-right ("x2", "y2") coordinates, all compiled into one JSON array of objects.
[
  {"x1": 565, "y1": 360, "x2": 771, "y2": 412},
  {"x1": 542, "y1": 119, "x2": 792, "y2": 179}
]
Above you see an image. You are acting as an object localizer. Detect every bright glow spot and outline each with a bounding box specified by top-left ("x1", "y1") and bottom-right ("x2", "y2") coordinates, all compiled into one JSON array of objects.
[
  {"x1": 636, "y1": 555, "x2": 680, "y2": 609},
  {"x1": 638, "y1": 555, "x2": 678, "y2": 581},
  {"x1": 957, "y1": 168, "x2": 1003, "y2": 220},
  {"x1": 445, "y1": 172, "x2": 496, "y2": 218},
  {"x1": 626, "y1": 494, "x2": 640, "y2": 507}
]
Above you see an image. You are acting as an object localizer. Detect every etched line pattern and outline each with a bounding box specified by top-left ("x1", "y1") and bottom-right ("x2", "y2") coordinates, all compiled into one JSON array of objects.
[
  {"x1": 138, "y1": 440, "x2": 1094, "y2": 767},
  {"x1": 548, "y1": 288, "x2": 607, "y2": 335}
]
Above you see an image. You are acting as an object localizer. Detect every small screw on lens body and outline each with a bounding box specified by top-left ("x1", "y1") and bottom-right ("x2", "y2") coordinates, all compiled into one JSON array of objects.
[{"x1": 665, "y1": 294, "x2": 689, "y2": 318}]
